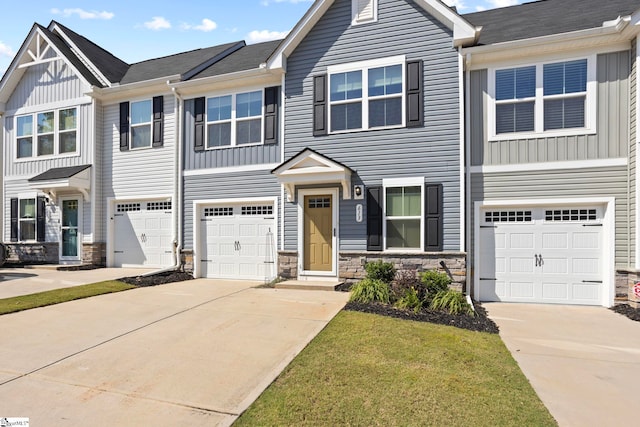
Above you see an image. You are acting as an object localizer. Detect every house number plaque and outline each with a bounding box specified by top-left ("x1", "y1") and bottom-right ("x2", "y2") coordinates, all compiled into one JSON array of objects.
[{"x1": 356, "y1": 204, "x2": 363, "y2": 223}]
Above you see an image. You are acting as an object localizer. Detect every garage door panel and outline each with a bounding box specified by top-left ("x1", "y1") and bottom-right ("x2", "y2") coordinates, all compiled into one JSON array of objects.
[
  {"x1": 542, "y1": 282, "x2": 569, "y2": 300},
  {"x1": 510, "y1": 233, "x2": 534, "y2": 249},
  {"x1": 572, "y1": 282, "x2": 600, "y2": 302},
  {"x1": 510, "y1": 282, "x2": 535, "y2": 298},
  {"x1": 572, "y1": 258, "x2": 600, "y2": 275},
  {"x1": 573, "y1": 232, "x2": 599, "y2": 249},
  {"x1": 542, "y1": 258, "x2": 568, "y2": 274},
  {"x1": 510, "y1": 258, "x2": 534, "y2": 274},
  {"x1": 542, "y1": 233, "x2": 568, "y2": 249}
]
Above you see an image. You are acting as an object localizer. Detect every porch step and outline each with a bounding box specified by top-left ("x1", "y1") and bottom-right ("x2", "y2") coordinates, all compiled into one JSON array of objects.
[
  {"x1": 23, "y1": 264, "x2": 99, "y2": 271},
  {"x1": 275, "y1": 280, "x2": 343, "y2": 292}
]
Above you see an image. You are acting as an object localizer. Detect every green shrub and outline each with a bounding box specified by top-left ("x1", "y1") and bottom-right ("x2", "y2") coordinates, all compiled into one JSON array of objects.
[
  {"x1": 420, "y1": 270, "x2": 452, "y2": 299},
  {"x1": 429, "y1": 289, "x2": 474, "y2": 316},
  {"x1": 349, "y1": 278, "x2": 390, "y2": 304},
  {"x1": 394, "y1": 287, "x2": 423, "y2": 313},
  {"x1": 365, "y1": 260, "x2": 396, "y2": 284},
  {"x1": 391, "y1": 269, "x2": 426, "y2": 302}
]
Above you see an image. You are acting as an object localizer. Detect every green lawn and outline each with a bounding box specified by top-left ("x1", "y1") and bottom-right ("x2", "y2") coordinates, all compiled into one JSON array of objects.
[
  {"x1": 235, "y1": 310, "x2": 556, "y2": 426},
  {"x1": 0, "y1": 281, "x2": 135, "y2": 315}
]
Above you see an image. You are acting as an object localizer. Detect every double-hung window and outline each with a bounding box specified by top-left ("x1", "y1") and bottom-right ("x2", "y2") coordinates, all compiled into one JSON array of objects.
[
  {"x1": 19, "y1": 198, "x2": 36, "y2": 241},
  {"x1": 16, "y1": 108, "x2": 77, "y2": 159},
  {"x1": 328, "y1": 56, "x2": 405, "y2": 133},
  {"x1": 130, "y1": 100, "x2": 152, "y2": 149},
  {"x1": 383, "y1": 178, "x2": 423, "y2": 250},
  {"x1": 206, "y1": 90, "x2": 263, "y2": 148},
  {"x1": 491, "y1": 57, "x2": 594, "y2": 139}
]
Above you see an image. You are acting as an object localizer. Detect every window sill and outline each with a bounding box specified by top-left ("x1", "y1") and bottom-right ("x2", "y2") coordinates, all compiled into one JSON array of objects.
[
  {"x1": 488, "y1": 127, "x2": 597, "y2": 142},
  {"x1": 328, "y1": 124, "x2": 405, "y2": 136},
  {"x1": 204, "y1": 142, "x2": 264, "y2": 151}
]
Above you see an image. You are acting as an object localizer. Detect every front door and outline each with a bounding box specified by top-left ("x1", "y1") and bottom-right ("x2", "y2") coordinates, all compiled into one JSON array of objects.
[
  {"x1": 61, "y1": 199, "x2": 80, "y2": 260},
  {"x1": 303, "y1": 194, "x2": 333, "y2": 272}
]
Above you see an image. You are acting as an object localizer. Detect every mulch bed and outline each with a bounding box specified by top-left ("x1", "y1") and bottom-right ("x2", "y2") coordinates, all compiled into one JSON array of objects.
[
  {"x1": 119, "y1": 270, "x2": 194, "y2": 287},
  {"x1": 345, "y1": 301, "x2": 499, "y2": 334},
  {"x1": 610, "y1": 304, "x2": 640, "y2": 322}
]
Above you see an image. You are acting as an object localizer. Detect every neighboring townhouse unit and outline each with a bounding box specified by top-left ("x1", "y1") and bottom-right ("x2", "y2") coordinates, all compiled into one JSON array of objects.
[{"x1": 462, "y1": 0, "x2": 640, "y2": 307}]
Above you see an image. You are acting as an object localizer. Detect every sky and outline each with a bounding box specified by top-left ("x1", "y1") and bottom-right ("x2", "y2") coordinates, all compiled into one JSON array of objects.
[{"x1": 0, "y1": 0, "x2": 529, "y2": 77}]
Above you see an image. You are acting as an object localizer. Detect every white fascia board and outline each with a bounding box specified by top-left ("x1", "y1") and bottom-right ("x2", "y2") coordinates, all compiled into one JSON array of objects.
[
  {"x1": 91, "y1": 76, "x2": 179, "y2": 103},
  {"x1": 413, "y1": 0, "x2": 478, "y2": 46},
  {"x1": 168, "y1": 68, "x2": 280, "y2": 97}
]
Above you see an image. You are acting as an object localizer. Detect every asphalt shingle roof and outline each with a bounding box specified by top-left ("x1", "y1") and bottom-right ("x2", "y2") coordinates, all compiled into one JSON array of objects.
[
  {"x1": 464, "y1": 0, "x2": 640, "y2": 45},
  {"x1": 28, "y1": 165, "x2": 91, "y2": 182},
  {"x1": 190, "y1": 40, "x2": 282, "y2": 80}
]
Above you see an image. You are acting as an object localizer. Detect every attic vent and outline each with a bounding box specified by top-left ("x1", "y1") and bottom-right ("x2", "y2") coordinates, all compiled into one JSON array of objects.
[{"x1": 353, "y1": 0, "x2": 377, "y2": 25}]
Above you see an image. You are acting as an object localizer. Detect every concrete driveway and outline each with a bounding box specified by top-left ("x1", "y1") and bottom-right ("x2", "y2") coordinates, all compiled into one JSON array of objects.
[
  {"x1": 0, "y1": 267, "x2": 153, "y2": 298},
  {"x1": 485, "y1": 303, "x2": 640, "y2": 427},
  {"x1": 0, "y1": 279, "x2": 349, "y2": 426}
]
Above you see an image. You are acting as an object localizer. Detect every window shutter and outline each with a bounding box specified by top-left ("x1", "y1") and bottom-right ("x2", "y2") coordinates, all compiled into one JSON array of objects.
[
  {"x1": 424, "y1": 184, "x2": 443, "y2": 251},
  {"x1": 367, "y1": 187, "x2": 383, "y2": 251},
  {"x1": 194, "y1": 97, "x2": 206, "y2": 152},
  {"x1": 264, "y1": 86, "x2": 279, "y2": 145},
  {"x1": 36, "y1": 196, "x2": 46, "y2": 243},
  {"x1": 119, "y1": 102, "x2": 129, "y2": 151},
  {"x1": 406, "y1": 60, "x2": 424, "y2": 127},
  {"x1": 10, "y1": 198, "x2": 18, "y2": 242},
  {"x1": 313, "y1": 74, "x2": 328, "y2": 136},
  {"x1": 152, "y1": 96, "x2": 164, "y2": 148}
]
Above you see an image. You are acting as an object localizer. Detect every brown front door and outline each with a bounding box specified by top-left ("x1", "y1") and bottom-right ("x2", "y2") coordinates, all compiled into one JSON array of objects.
[{"x1": 303, "y1": 195, "x2": 332, "y2": 271}]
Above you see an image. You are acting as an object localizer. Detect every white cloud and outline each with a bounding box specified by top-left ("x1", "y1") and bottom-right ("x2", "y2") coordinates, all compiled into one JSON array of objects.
[
  {"x1": 0, "y1": 41, "x2": 13, "y2": 57},
  {"x1": 181, "y1": 18, "x2": 217, "y2": 32},
  {"x1": 144, "y1": 16, "x2": 171, "y2": 31},
  {"x1": 487, "y1": 0, "x2": 521, "y2": 7},
  {"x1": 246, "y1": 29, "x2": 290, "y2": 44},
  {"x1": 261, "y1": 0, "x2": 312, "y2": 6},
  {"x1": 443, "y1": 0, "x2": 467, "y2": 10},
  {"x1": 475, "y1": 6, "x2": 487, "y2": 11},
  {"x1": 51, "y1": 8, "x2": 114, "y2": 20}
]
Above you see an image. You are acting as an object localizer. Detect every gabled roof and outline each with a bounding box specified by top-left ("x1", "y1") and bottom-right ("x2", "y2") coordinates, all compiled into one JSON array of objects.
[
  {"x1": 50, "y1": 21, "x2": 129, "y2": 84},
  {"x1": 189, "y1": 40, "x2": 282, "y2": 80},
  {"x1": 464, "y1": 0, "x2": 640, "y2": 46}
]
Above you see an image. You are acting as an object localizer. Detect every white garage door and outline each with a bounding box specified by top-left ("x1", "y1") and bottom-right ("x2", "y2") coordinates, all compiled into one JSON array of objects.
[
  {"x1": 478, "y1": 207, "x2": 603, "y2": 305},
  {"x1": 200, "y1": 203, "x2": 276, "y2": 280},
  {"x1": 113, "y1": 201, "x2": 173, "y2": 268}
]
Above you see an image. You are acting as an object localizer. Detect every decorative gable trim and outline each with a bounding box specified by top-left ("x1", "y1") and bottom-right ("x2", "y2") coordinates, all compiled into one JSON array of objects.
[{"x1": 272, "y1": 148, "x2": 353, "y2": 202}]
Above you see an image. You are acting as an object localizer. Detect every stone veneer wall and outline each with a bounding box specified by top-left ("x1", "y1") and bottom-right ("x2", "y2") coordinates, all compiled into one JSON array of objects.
[
  {"x1": 278, "y1": 250, "x2": 298, "y2": 279},
  {"x1": 616, "y1": 269, "x2": 640, "y2": 308},
  {"x1": 181, "y1": 249, "x2": 194, "y2": 273},
  {"x1": 4, "y1": 243, "x2": 59, "y2": 264},
  {"x1": 82, "y1": 243, "x2": 106, "y2": 266}
]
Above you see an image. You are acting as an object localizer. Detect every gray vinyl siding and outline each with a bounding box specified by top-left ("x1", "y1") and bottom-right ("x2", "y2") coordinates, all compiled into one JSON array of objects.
[
  {"x1": 470, "y1": 51, "x2": 631, "y2": 166},
  {"x1": 182, "y1": 171, "x2": 280, "y2": 249},
  {"x1": 183, "y1": 98, "x2": 280, "y2": 170},
  {"x1": 469, "y1": 167, "x2": 631, "y2": 269},
  {"x1": 7, "y1": 56, "x2": 87, "y2": 111},
  {"x1": 101, "y1": 95, "x2": 175, "y2": 200},
  {"x1": 284, "y1": 0, "x2": 462, "y2": 251}
]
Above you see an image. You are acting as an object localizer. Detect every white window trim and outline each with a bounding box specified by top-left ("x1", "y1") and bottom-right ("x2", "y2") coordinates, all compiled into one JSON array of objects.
[
  {"x1": 352, "y1": 0, "x2": 378, "y2": 25},
  {"x1": 487, "y1": 54, "x2": 597, "y2": 141},
  {"x1": 205, "y1": 88, "x2": 265, "y2": 150},
  {"x1": 14, "y1": 107, "x2": 79, "y2": 162},
  {"x1": 129, "y1": 99, "x2": 153, "y2": 150},
  {"x1": 382, "y1": 177, "x2": 424, "y2": 252},
  {"x1": 17, "y1": 192, "x2": 39, "y2": 243},
  {"x1": 327, "y1": 55, "x2": 406, "y2": 134}
]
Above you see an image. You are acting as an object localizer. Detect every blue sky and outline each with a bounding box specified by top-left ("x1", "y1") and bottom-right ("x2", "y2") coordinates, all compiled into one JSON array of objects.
[{"x1": 0, "y1": 0, "x2": 528, "y2": 76}]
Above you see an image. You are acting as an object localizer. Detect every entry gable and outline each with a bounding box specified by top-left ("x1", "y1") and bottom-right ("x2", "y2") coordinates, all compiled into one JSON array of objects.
[{"x1": 272, "y1": 148, "x2": 353, "y2": 201}]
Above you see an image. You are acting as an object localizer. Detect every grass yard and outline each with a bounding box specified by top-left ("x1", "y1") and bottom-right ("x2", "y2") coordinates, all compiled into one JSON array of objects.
[
  {"x1": 235, "y1": 310, "x2": 556, "y2": 426},
  {"x1": 0, "y1": 281, "x2": 135, "y2": 315}
]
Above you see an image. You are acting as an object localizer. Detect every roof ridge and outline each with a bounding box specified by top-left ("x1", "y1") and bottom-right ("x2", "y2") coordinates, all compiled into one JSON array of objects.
[{"x1": 128, "y1": 40, "x2": 245, "y2": 66}]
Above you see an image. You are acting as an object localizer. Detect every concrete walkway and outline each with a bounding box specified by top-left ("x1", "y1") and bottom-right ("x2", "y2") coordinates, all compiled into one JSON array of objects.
[
  {"x1": 0, "y1": 267, "x2": 153, "y2": 298},
  {"x1": 0, "y1": 279, "x2": 349, "y2": 426},
  {"x1": 485, "y1": 303, "x2": 640, "y2": 427}
]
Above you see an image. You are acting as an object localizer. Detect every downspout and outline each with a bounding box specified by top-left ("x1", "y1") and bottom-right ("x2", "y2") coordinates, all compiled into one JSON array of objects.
[
  {"x1": 464, "y1": 50, "x2": 473, "y2": 301},
  {"x1": 141, "y1": 85, "x2": 184, "y2": 276}
]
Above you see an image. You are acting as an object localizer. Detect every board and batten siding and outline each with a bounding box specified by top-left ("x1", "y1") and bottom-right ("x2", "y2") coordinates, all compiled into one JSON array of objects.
[
  {"x1": 470, "y1": 51, "x2": 631, "y2": 166},
  {"x1": 629, "y1": 38, "x2": 637, "y2": 267},
  {"x1": 183, "y1": 98, "x2": 280, "y2": 170},
  {"x1": 283, "y1": 0, "x2": 462, "y2": 251},
  {"x1": 469, "y1": 166, "x2": 631, "y2": 269},
  {"x1": 6, "y1": 55, "x2": 88, "y2": 111},
  {"x1": 101, "y1": 95, "x2": 175, "y2": 201},
  {"x1": 182, "y1": 171, "x2": 281, "y2": 249}
]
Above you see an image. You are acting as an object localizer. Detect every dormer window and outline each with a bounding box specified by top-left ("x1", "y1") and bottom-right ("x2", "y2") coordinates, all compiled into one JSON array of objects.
[{"x1": 352, "y1": 0, "x2": 377, "y2": 25}]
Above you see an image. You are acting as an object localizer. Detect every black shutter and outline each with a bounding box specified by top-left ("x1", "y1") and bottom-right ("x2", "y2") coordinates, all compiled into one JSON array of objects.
[
  {"x1": 406, "y1": 60, "x2": 424, "y2": 127},
  {"x1": 194, "y1": 97, "x2": 205, "y2": 152},
  {"x1": 264, "y1": 86, "x2": 279, "y2": 145},
  {"x1": 313, "y1": 74, "x2": 327, "y2": 136},
  {"x1": 36, "y1": 196, "x2": 46, "y2": 243},
  {"x1": 424, "y1": 184, "x2": 443, "y2": 251},
  {"x1": 367, "y1": 187, "x2": 383, "y2": 251},
  {"x1": 10, "y1": 198, "x2": 18, "y2": 242},
  {"x1": 152, "y1": 96, "x2": 164, "y2": 148},
  {"x1": 119, "y1": 102, "x2": 129, "y2": 151}
]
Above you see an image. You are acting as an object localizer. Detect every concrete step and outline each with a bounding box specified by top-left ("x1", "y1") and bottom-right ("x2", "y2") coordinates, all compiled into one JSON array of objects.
[
  {"x1": 275, "y1": 280, "x2": 343, "y2": 292},
  {"x1": 23, "y1": 264, "x2": 99, "y2": 271}
]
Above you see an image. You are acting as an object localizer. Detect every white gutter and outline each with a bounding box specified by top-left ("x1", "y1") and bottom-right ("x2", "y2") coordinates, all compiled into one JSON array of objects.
[{"x1": 169, "y1": 67, "x2": 274, "y2": 91}]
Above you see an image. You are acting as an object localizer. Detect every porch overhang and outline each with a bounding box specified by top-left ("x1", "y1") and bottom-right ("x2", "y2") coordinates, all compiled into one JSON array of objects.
[
  {"x1": 28, "y1": 164, "x2": 91, "y2": 201},
  {"x1": 272, "y1": 148, "x2": 353, "y2": 202}
]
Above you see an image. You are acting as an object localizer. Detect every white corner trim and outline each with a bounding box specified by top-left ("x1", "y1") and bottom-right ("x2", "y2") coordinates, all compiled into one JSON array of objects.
[
  {"x1": 636, "y1": 35, "x2": 640, "y2": 269},
  {"x1": 458, "y1": 47, "x2": 466, "y2": 252},
  {"x1": 470, "y1": 158, "x2": 628, "y2": 174},
  {"x1": 183, "y1": 163, "x2": 280, "y2": 177}
]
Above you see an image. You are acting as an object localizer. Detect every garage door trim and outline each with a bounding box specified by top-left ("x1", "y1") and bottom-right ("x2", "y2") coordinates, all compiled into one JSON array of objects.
[{"x1": 473, "y1": 197, "x2": 615, "y2": 307}]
